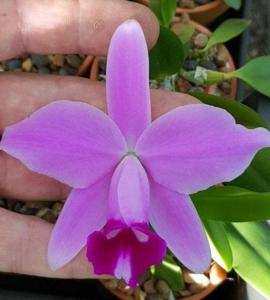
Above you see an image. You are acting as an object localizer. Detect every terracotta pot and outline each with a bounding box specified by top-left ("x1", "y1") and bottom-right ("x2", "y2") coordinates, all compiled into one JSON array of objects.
[
  {"x1": 187, "y1": 20, "x2": 237, "y2": 99},
  {"x1": 100, "y1": 263, "x2": 227, "y2": 300},
  {"x1": 135, "y1": 0, "x2": 229, "y2": 25}
]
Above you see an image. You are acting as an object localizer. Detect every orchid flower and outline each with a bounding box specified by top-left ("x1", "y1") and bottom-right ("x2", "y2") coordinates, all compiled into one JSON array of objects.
[{"x1": 1, "y1": 20, "x2": 270, "y2": 287}]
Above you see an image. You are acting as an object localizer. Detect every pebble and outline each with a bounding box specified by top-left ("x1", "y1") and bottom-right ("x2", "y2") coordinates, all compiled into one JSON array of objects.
[
  {"x1": 0, "y1": 199, "x2": 6, "y2": 207},
  {"x1": 31, "y1": 55, "x2": 49, "y2": 67},
  {"x1": 176, "y1": 78, "x2": 192, "y2": 93},
  {"x1": 25, "y1": 201, "x2": 47, "y2": 209},
  {"x1": 144, "y1": 279, "x2": 156, "y2": 294},
  {"x1": 155, "y1": 280, "x2": 170, "y2": 298},
  {"x1": 38, "y1": 67, "x2": 50, "y2": 74},
  {"x1": 49, "y1": 54, "x2": 65, "y2": 67},
  {"x1": 189, "y1": 282, "x2": 207, "y2": 293},
  {"x1": 195, "y1": 0, "x2": 212, "y2": 4},
  {"x1": 62, "y1": 64, "x2": 77, "y2": 75},
  {"x1": 13, "y1": 202, "x2": 23, "y2": 213},
  {"x1": 36, "y1": 207, "x2": 57, "y2": 223},
  {"x1": 193, "y1": 33, "x2": 209, "y2": 49},
  {"x1": 0, "y1": 63, "x2": 5, "y2": 72},
  {"x1": 7, "y1": 59, "x2": 22, "y2": 70},
  {"x1": 183, "y1": 59, "x2": 198, "y2": 71},
  {"x1": 189, "y1": 86, "x2": 204, "y2": 93},
  {"x1": 52, "y1": 202, "x2": 63, "y2": 216},
  {"x1": 135, "y1": 288, "x2": 146, "y2": 300},
  {"x1": 215, "y1": 47, "x2": 229, "y2": 67},
  {"x1": 184, "y1": 272, "x2": 209, "y2": 286},
  {"x1": 19, "y1": 205, "x2": 36, "y2": 215},
  {"x1": 146, "y1": 294, "x2": 163, "y2": 300},
  {"x1": 65, "y1": 54, "x2": 82, "y2": 69},
  {"x1": 117, "y1": 281, "x2": 133, "y2": 295},
  {"x1": 218, "y1": 81, "x2": 231, "y2": 94},
  {"x1": 22, "y1": 58, "x2": 33, "y2": 72},
  {"x1": 179, "y1": 0, "x2": 195, "y2": 8},
  {"x1": 179, "y1": 289, "x2": 192, "y2": 297},
  {"x1": 102, "y1": 279, "x2": 118, "y2": 290},
  {"x1": 199, "y1": 59, "x2": 217, "y2": 70},
  {"x1": 59, "y1": 67, "x2": 69, "y2": 76}
]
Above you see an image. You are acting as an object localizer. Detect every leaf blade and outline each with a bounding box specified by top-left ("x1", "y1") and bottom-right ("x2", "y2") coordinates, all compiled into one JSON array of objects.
[{"x1": 224, "y1": 0, "x2": 242, "y2": 10}]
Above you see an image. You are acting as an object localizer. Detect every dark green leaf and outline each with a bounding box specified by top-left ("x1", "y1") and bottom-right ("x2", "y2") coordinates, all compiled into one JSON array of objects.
[
  {"x1": 230, "y1": 148, "x2": 270, "y2": 192},
  {"x1": 224, "y1": 0, "x2": 242, "y2": 10},
  {"x1": 149, "y1": 26, "x2": 184, "y2": 80},
  {"x1": 151, "y1": 255, "x2": 184, "y2": 291},
  {"x1": 192, "y1": 186, "x2": 270, "y2": 222},
  {"x1": 190, "y1": 93, "x2": 268, "y2": 129},
  {"x1": 225, "y1": 222, "x2": 270, "y2": 298},
  {"x1": 235, "y1": 56, "x2": 270, "y2": 97},
  {"x1": 204, "y1": 19, "x2": 250, "y2": 51},
  {"x1": 149, "y1": 0, "x2": 176, "y2": 27},
  {"x1": 203, "y1": 220, "x2": 233, "y2": 271},
  {"x1": 171, "y1": 22, "x2": 194, "y2": 58}
]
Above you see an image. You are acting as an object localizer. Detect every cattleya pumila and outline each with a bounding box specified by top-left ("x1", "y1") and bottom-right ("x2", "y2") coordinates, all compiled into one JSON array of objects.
[{"x1": 1, "y1": 20, "x2": 270, "y2": 287}]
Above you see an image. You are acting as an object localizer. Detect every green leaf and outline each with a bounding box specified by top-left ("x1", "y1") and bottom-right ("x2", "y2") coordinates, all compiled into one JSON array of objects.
[
  {"x1": 203, "y1": 220, "x2": 233, "y2": 271},
  {"x1": 149, "y1": 0, "x2": 176, "y2": 27},
  {"x1": 190, "y1": 93, "x2": 269, "y2": 129},
  {"x1": 224, "y1": 0, "x2": 242, "y2": 10},
  {"x1": 149, "y1": 25, "x2": 184, "y2": 80},
  {"x1": 230, "y1": 148, "x2": 270, "y2": 192},
  {"x1": 151, "y1": 255, "x2": 184, "y2": 291},
  {"x1": 204, "y1": 19, "x2": 250, "y2": 51},
  {"x1": 225, "y1": 222, "x2": 270, "y2": 298},
  {"x1": 234, "y1": 56, "x2": 270, "y2": 97},
  {"x1": 192, "y1": 186, "x2": 270, "y2": 222}
]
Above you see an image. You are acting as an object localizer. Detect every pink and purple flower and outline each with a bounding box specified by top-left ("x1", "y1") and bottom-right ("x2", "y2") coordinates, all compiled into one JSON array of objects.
[{"x1": 1, "y1": 20, "x2": 270, "y2": 287}]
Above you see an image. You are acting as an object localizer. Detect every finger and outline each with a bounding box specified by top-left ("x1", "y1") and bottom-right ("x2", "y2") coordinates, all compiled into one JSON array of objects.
[
  {"x1": 0, "y1": 0, "x2": 158, "y2": 60},
  {"x1": 0, "y1": 73, "x2": 199, "y2": 200},
  {"x1": 0, "y1": 208, "x2": 102, "y2": 278}
]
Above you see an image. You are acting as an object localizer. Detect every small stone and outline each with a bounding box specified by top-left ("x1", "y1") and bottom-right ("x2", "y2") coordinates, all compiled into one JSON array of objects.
[
  {"x1": 215, "y1": 47, "x2": 229, "y2": 67},
  {"x1": 218, "y1": 80, "x2": 231, "y2": 94},
  {"x1": 146, "y1": 293, "x2": 163, "y2": 300},
  {"x1": 13, "y1": 202, "x2": 23, "y2": 213},
  {"x1": 6, "y1": 59, "x2": 22, "y2": 70},
  {"x1": 117, "y1": 281, "x2": 134, "y2": 295},
  {"x1": 179, "y1": 0, "x2": 195, "y2": 8},
  {"x1": 31, "y1": 55, "x2": 49, "y2": 67},
  {"x1": 199, "y1": 59, "x2": 217, "y2": 71},
  {"x1": 49, "y1": 54, "x2": 65, "y2": 67},
  {"x1": 143, "y1": 279, "x2": 156, "y2": 294},
  {"x1": 52, "y1": 202, "x2": 63, "y2": 216},
  {"x1": 184, "y1": 272, "x2": 210, "y2": 286},
  {"x1": 184, "y1": 59, "x2": 198, "y2": 71},
  {"x1": 189, "y1": 86, "x2": 204, "y2": 93},
  {"x1": 0, "y1": 199, "x2": 6, "y2": 208},
  {"x1": 65, "y1": 54, "x2": 81, "y2": 68},
  {"x1": 180, "y1": 13, "x2": 190, "y2": 23},
  {"x1": 193, "y1": 33, "x2": 208, "y2": 49},
  {"x1": 179, "y1": 290, "x2": 192, "y2": 297},
  {"x1": 135, "y1": 288, "x2": 146, "y2": 300},
  {"x1": 155, "y1": 280, "x2": 170, "y2": 298},
  {"x1": 59, "y1": 68, "x2": 69, "y2": 76},
  {"x1": 195, "y1": 0, "x2": 211, "y2": 4},
  {"x1": 139, "y1": 270, "x2": 152, "y2": 285},
  {"x1": 62, "y1": 64, "x2": 77, "y2": 75},
  {"x1": 22, "y1": 58, "x2": 33, "y2": 72},
  {"x1": 38, "y1": 67, "x2": 50, "y2": 74},
  {"x1": 189, "y1": 282, "x2": 206, "y2": 293},
  {"x1": 176, "y1": 78, "x2": 192, "y2": 93},
  {"x1": 19, "y1": 205, "x2": 36, "y2": 215},
  {"x1": 25, "y1": 201, "x2": 48, "y2": 210},
  {"x1": 0, "y1": 63, "x2": 4, "y2": 72},
  {"x1": 36, "y1": 207, "x2": 56, "y2": 223},
  {"x1": 102, "y1": 279, "x2": 118, "y2": 290}
]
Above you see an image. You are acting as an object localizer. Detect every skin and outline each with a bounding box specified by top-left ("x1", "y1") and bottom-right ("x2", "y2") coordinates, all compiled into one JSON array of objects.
[{"x1": 0, "y1": 0, "x2": 199, "y2": 279}]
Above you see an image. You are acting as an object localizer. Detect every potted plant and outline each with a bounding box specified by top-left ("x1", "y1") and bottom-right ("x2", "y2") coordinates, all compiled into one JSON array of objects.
[{"x1": 134, "y1": 0, "x2": 242, "y2": 25}]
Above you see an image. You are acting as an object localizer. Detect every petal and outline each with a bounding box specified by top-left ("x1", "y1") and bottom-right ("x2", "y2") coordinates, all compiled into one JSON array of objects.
[
  {"x1": 1, "y1": 100, "x2": 127, "y2": 188},
  {"x1": 136, "y1": 104, "x2": 270, "y2": 194},
  {"x1": 106, "y1": 19, "x2": 151, "y2": 147},
  {"x1": 149, "y1": 181, "x2": 211, "y2": 273},
  {"x1": 48, "y1": 174, "x2": 111, "y2": 270},
  {"x1": 87, "y1": 226, "x2": 166, "y2": 287},
  {"x1": 108, "y1": 155, "x2": 149, "y2": 226}
]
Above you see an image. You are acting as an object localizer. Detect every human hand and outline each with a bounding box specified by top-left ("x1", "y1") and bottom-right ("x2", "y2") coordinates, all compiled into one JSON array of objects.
[{"x1": 0, "y1": 0, "x2": 198, "y2": 279}]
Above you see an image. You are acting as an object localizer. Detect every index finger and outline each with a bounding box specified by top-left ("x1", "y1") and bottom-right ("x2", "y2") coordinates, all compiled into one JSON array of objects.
[{"x1": 0, "y1": 0, "x2": 159, "y2": 60}]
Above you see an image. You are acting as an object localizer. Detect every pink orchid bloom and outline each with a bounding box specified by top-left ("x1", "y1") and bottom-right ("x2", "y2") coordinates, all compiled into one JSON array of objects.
[{"x1": 1, "y1": 20, "x2": 270, "y2": 287}]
